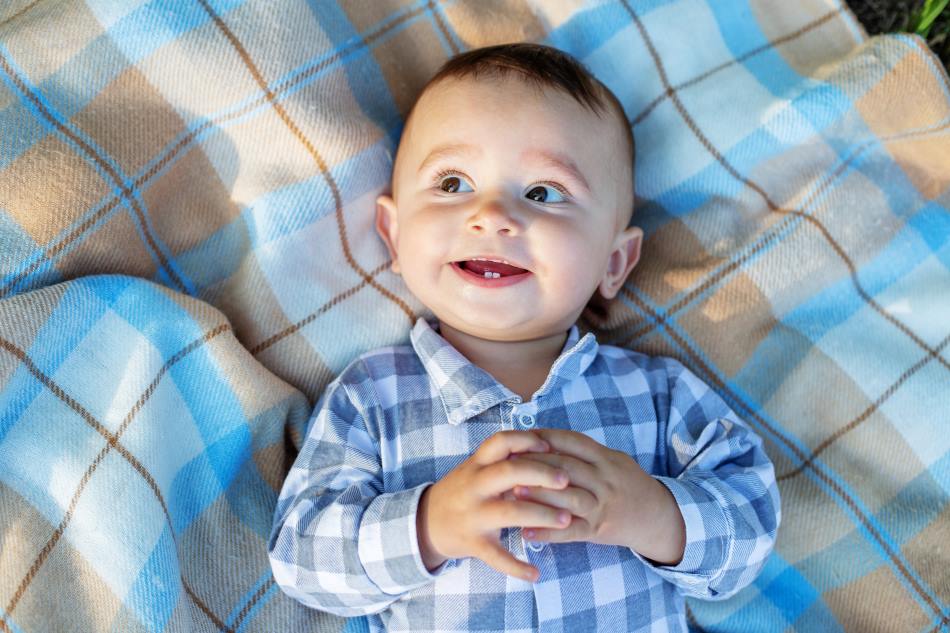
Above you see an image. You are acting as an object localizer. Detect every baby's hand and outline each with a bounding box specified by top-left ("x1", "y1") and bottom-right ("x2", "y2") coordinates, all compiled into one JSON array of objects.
[
  {"x1": 512, "y1": 429, "x2": 686, "y2": 565},
  {"x1": 417, "y1": 430, "x2": 572, "y2": 581}
]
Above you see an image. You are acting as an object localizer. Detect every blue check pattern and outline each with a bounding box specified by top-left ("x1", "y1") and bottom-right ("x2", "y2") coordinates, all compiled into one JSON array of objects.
[{"x1": 269, "y1": 318, "x2": 780, "y2": 632}]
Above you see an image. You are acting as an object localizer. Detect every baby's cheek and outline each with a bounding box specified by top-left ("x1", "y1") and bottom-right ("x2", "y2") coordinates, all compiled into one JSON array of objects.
[{"x1": 398, "y1": 240, "x2": 438, "y2": 275}]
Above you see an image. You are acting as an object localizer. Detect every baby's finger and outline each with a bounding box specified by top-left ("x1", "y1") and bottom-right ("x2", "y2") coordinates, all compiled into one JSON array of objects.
[
  {"x1": 532, "y1": 429, "x2": 606, "y2": 462},
  {"x1": 523, "y1": 517, "x2": 592, "y2": 545},
  {"x1": 474, "y1": 431, "x2": 549, "y2": 466},
  {"x1": 475, "y1": 539, "x2": 540, "y2": 582},
  {"x1": 475, "y1": 458, "x2": 568, "y2": 496},
  {"x1": 481, "y1": 499, "x2": 572, "y2": 531},
  {"x1": 513, "y1": 452, "x2": 600, "y2": 494},
  {"x1": 514, "y1": 485, "x2": 597, "y2": 517}
]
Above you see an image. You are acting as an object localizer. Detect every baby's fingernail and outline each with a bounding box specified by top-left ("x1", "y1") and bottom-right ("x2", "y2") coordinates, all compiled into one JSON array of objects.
[
  {"x1": 524, "y1": 529, "x2": 535, "y2": 539},
  {"x1": 515, "y1": 486, "x2": 529, "y2": 498},
  {"x1": 537, "y1": 441, "x2": 550, "y2": 451},
  {"x1": 558, "y1": 511, "x2": 570, "y2": 525},
  {"x1": 524, "y1": 568, "x2": 538, "y2": 581},
  {"x1": 556, "y1": 471, "x2": 568, "y2": 485}
]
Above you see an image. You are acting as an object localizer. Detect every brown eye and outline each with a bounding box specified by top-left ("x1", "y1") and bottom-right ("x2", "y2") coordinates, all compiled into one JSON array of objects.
[
  {"x1": 525, "y1": 184, "x2": 567, "y2": 203},
  {"x1": 526, "y1": 186, "x2": 547, "y2": 202},
  {"x1": 440, "y1": 176, "x2": 461, "y2": 193}
]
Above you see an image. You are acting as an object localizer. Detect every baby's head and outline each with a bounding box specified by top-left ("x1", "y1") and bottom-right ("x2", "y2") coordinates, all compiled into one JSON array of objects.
[{"x1": 376, "y1": 43, "x2": 642, "y2": 342}]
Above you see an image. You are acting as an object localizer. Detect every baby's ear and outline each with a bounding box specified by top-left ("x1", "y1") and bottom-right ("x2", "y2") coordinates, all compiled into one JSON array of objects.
[
  {"x1": 375, "y1": 194, "x2": 401, "y2": 274},
  {"x1": 598, "y1": 226, "x2": 643, "y2": 300}
]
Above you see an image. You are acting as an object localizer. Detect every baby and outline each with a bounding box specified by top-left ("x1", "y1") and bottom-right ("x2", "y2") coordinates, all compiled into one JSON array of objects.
[{"x1": 269, "y1": 43, "x2": 780, "y2": 632}]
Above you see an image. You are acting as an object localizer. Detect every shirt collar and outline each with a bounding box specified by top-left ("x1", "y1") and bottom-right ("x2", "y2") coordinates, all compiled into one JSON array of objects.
[{"x1": 409, "y1": 317, "x2": 599, "y2": 425}]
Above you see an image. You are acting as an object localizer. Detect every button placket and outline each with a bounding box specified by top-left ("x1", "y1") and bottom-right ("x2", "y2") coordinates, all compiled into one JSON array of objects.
[{"x1": 501, "y1": 403, "x2": 516, "y2": 431}]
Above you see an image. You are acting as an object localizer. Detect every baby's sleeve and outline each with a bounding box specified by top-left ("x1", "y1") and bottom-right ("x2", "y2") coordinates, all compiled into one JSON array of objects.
[
  {"x1": 267, "y1": 362, "x2": 444, "y2": 616},
  {"x1": 640, "y1": 358, "x2": 781, "y2": 601}
]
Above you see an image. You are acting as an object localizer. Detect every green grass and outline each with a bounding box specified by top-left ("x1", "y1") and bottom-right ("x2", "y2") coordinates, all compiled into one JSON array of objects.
[
  {"x1": 847, "y1": 0, "x2": 950, "y2": 70},
  {"x1": 910, "y1": 0, "x2": 950, "y2": 37}
]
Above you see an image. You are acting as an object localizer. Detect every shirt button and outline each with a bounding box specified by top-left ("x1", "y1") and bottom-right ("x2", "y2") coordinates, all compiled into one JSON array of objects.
[
  {"x1": 526, "y1": 541, "x2": 545, "y2": 552},
  {"x1": 518, "y1": 414, "x2": 535, "y2": 428}
]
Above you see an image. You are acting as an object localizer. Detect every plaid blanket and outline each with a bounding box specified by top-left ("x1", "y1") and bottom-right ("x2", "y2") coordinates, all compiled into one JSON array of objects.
[{"x1": 1, "y1": 1, "x2": 948, "y2": 632}]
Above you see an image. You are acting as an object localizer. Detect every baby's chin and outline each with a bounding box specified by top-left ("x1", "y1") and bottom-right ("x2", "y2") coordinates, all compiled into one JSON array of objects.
[{"x1": 435, "y1": 310, "x2": 568, "y2": 342}]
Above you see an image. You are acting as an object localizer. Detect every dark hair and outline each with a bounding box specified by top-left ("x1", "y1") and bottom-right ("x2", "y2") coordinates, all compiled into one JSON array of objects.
[
  {"x1": 404, "y1": 43, "x2": 635, "y2": 223},
  {"x1": 432, "y1": 43, "x2": 615, "y2": 115}
]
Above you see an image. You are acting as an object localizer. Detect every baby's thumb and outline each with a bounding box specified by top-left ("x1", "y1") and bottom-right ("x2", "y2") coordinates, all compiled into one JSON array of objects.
[{"x1": 475, "y1": 539, "x2": 539, "y2": 583}]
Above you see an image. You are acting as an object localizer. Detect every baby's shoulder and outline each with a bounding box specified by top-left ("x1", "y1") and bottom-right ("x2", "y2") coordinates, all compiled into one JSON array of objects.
[
  {"x1": 593, "y1": 343, "x2": 692, "y2": 391},
  {"x1": 334, "y1": 343, "x2": 422, "y2": 382}
]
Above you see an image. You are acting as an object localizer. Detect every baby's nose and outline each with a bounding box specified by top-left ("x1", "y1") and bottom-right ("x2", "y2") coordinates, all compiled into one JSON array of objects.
[{"x1": 467, "y1": 199, "x2": 521, "y2": 235}]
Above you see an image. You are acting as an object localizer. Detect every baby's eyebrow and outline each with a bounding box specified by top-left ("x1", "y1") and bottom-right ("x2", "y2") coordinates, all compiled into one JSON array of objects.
[
  {"x1": 417, "y1": 142, "x2": 481, "y2": 174},
  {"x1": 522, "y1": 148, "x2": 591, "y2": 195}
]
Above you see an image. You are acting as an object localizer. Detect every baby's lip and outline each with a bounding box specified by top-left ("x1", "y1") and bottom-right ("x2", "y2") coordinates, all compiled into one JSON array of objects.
[{"x1": 452, "y1": 254, "x2": 531, "y2": 272}]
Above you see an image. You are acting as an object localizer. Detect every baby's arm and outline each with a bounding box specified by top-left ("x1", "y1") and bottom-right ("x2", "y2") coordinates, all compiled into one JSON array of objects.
[
  {"x1": 268, "y1": 374, "x2": 421, "y2": 616},
  {"x1": 646, "y1": 358, "x2": 781, "y2": 600}
]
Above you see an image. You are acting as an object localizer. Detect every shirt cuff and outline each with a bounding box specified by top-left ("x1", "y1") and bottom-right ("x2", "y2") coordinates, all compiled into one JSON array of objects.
[
  {"x1": 637, "y1": 474, "x2": 732, "y2": 593},
  {"x1": 357, "y1": 482, "x2": 454, "y2": 595}
]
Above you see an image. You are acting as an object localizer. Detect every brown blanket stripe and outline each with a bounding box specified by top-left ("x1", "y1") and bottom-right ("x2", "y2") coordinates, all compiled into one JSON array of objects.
[
  {"x1": 631, "y1": 7, "x2": 845, "y2": 126},
  {"x1": 611, "y1": 115, "x2": 950, "y2": 352},
  {"x1": 0, "y1": 53, "x2": 191, "y2": 296},
  {"x1": 196, "y1": 0, "x2": 415, "y2": 325},
  {"x1": 608, "y1": 111, "x2": 950, "y2": 488},
  {"x1": 621, "y1": 1, "x2": 950, "y2": 378},
  {"x1": 229, "y1": 577, "x2": 276, "y2": 632},
  {"x1": 777, "y1": 330, "x2": 950, "y2": 480},
  {"x1": 622, "y1": 2, "x2": 948, "y2": 621},
  {"x1": 626, "y1": 289, "x2": 949, "y2": 624},
  {"x1": 428, "y1": 0, "x2": 461, "y2": 56},
  {"x1": 0, "y1": 0, "x2": 42, "y2": 31},
  {"x1": 684, "y1": 604, "x2": 707, "y2": 633},
  {"x1": 0, "y1": 2, "x2": 425, "y2": 302},
  {"x1": 250, "y1": 260, "x2": 392, "y2": 355},
  {"x1": 0, "y1": 324, "x2": 235, "y2": 633}
]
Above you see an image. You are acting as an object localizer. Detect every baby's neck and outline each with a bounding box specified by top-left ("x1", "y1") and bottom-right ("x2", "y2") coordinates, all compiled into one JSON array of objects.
[{"x1": 437, "y1": 322, "x2": 568, "y2": 402}]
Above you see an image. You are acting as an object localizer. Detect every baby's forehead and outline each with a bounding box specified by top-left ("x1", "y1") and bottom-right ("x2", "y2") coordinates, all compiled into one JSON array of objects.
[
  {"x1": 401, "y1": 76, "x2": 621, "y2": 153},
  {"x1": 411, "y1": 74, "x2": 588, "y2": 119}
]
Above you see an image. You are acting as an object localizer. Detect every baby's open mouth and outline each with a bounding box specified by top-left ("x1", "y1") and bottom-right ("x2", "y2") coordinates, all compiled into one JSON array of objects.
[{"x1": 454, "y1": 258, "x2": 530, "y2": 279}]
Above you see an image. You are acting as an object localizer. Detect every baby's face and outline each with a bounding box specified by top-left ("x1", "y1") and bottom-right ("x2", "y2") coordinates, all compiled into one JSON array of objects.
[{"x1": 376, "y1": 76, "x2": 642, "y2": 342}]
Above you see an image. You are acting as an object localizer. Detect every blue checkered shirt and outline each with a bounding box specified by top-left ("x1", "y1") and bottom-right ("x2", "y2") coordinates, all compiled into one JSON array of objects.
[{"x1": 269, "y1": 318, "x2": 780, "y2": 632}]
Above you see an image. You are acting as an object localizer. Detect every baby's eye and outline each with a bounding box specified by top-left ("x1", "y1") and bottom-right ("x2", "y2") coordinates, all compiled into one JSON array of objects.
[
  {"x1": 525, "y1": 184, "x2": 567, "y2": 204},
  {"x1": 437, "y1": 173, "x2": 474, "y2": 193}
]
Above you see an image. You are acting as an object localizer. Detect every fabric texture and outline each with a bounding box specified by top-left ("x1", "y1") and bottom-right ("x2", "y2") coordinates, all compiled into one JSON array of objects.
[
  {"x1": 269, "y1": 317, "x2": 780, "y2": 632},
  {"x1": 0, "y1": 0, "x2": 948, "y2": 632}
]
